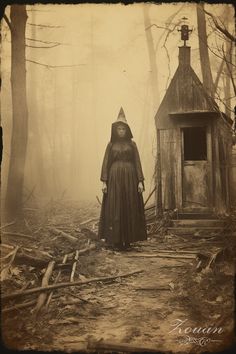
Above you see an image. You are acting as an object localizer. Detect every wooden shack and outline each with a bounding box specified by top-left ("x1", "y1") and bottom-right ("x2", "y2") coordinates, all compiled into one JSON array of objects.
[{"x1": 155, "y1": 44, "x2": 233, "y2": 214}]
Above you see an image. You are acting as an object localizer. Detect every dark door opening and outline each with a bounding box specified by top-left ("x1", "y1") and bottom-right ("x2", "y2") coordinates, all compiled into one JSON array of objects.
[
  {"x1": 183, "y1": 127, "x2": 207, "y2": 160},
  {"x1": 182, "y1": 126, "x2": 209, "y2": 211}
]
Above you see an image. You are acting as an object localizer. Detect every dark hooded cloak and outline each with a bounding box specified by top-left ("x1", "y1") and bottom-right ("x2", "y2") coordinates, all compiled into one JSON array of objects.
[{"x1": 98, "y1": 120, "x2": 147, "y2": 247}]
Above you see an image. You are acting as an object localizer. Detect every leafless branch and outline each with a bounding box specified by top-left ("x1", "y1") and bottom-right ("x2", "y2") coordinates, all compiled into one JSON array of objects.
[
  {"x1": 222, "y1": 45, "x2": 236, "y2": 95},
  {"x1": 145, "y1": 24, "x2": 169, "y2": 31},
  {"x1": 193, "y1": 32, "x2": 236, "y2": 68},
  {"x1": 146, "y1": 17, "x2": 182, "y2": 88},
  {"x1": 213, "y1": 58, "x2": 225, "y2": 96},
  {"x1": 26, "y1": 43, "x2": 60, "y2": 49},
  {"x1": 154, "y1": 3, "x2": 185, "y2": 50},
  {"x1": 26, "y1": 59, "x2": 85, "y2": 68},
  {"x1": 207, "y1": 18, "x2": 228, "y2": 42},
  {"x1": 162, "y1": 20, "x2": 181, "y2": 90},
  {"x1": 215, "y1": 89, "x2": 235, "y2": 114},
  {"x1": 203, "y1": 8, "x2": 236, "y2": 42},
  {"x1": 3, "y1": 14, "x2": 12, "y2": 32},
  {"x1": 27, "y1": 23, "x2": 63, "y2": 28},
  {"x1": 26, "y1": 37, "x2": 61, "y2": 45}
]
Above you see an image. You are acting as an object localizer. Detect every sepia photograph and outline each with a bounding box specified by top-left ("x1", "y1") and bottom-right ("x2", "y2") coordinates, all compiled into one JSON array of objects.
[{"x1": 0, "y1": 1, "x2": 235, "y2": 353}]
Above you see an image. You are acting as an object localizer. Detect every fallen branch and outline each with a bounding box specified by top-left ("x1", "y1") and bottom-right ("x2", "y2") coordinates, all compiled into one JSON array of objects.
[
  {"x1": 45, "y1": 254, "x2": 68, "y2": 309},
  {"x1": 33, "y1": 260, "x2": 55, "y2": 315},
  {"x1": 126, "y1": 253, "x2": 196, "y2": 259},
  {"x1": 2, "y1": 231, "x2": 35, "y2": 240},
  {"x1": 70, "y1": 250, "x2": 79, "y2": 282},
  {"x1": 79, "y1": 218, "x2": 99, "y2": 226},
  {"x1": 67, "y1": 243, "x2": 96, "y2": 258},
  {"x1": 49, "y1": 227, "x2": 78, "y2": 243},
  {"x1": 153, "y1": 249, "x2": 198, "y2": 255},
  {"x1": 0, "y1": 220, "x2": 16, "y2": 230},
  {"x1": 2, "y1": 269, "x2": 144, "y2": 301},
  {"x1": 0, "y1": 244, "x2": 15, "y2": 250},
  {"x1": 14, "y1": 248, "x2": 53, "y2": 267}
]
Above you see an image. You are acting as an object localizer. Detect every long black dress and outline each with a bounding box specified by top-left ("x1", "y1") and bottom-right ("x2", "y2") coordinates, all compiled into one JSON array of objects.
[{"x1": 98, "y1": 129, "x2": 147, "y2": 247}]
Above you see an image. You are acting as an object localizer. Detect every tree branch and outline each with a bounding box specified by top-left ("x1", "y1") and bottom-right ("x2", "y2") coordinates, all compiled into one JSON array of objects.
[
  {"x1": 145, "y1": 24, "x2": 169, "y2": 31},
  {"x1": 27, "y1": 22, "x2": 63, "y2": 28},
  {"x1": 3, "y1": 14, "x2": 12, "y2": 32},
  {"x1": 193, "y1": 32, "x2": 236, "y2": 68},
  {"x1": 215, "y1": 90, "x2": 235, "y2": 114},
  {"x1": 222, "y1": 45, "x2": 236, "y2": 95},
  {"x1": 203, "y1": 8, "x2": 236, "y2": 42},
  {"x1": 162, "y1": 20, "x2": 181, "y2": 90},
  {"x1": 154, "y1": 3, "x2": 185, "y2": 52},
  {"x1": 26, "y1": 37, "x2": 61, "y2": 45},
  {"x1": 213, "y1": 58, "x2": 224, "y2": 96},
  {"x1": 26, "y1": 43, "x2": 60, "y2": 49},
  {"x1": 26, "y1": 59, "x2": 85, "y2": 68}
]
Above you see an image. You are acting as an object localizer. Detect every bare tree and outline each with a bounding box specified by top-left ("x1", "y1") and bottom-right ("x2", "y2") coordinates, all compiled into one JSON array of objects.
[
  {"x1": 26, "y1": 6, "x2": 47, "y2": 195},
  {"x1": 143, "y1": 5, "x2": 160, "y2": 112},
  {"x1": 197, "y1": 3, "x2": 214, "y2": 97},
  {"x1": 0, "y1": 19, "x2": 3, "y2": 181},
  {"x1": 4, "y1": 5, "x2": 28, "y2": 216}
]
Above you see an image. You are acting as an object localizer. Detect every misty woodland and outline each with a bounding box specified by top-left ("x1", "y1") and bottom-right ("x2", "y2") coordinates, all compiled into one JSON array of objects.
[{"x1": 1, "y1": 3, "x2": 235, "y2": 353}]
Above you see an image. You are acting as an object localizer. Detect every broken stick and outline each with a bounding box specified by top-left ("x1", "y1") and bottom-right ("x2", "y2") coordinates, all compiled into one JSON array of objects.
[
  {"x1": 126, "y1": 253, "x2": 196, "y2": 260},
  {"x1": 2, "y1": 269, "x2": 144, "y2": 301},
  {"x1": 49, "y1": 227, "x2": 78, "y2": 243},
  {"x1": 70, "y1": 250, "x2": 79, "y2": 282},
  {"x1": 0, "y1": 220, "x2": 16, "y2": 230},
  {"x1": 1, "y1": 231, "x2": 35, "y2": 240},
  {"x1": 33, "y1": 260, "x2": 55, "y2": 315},
  {"x1": 45, "y1": 254, "x2": 68, "y2": 310},
  {"x1": 79, "y1": 218, "x2": 99, "y2": 226}
]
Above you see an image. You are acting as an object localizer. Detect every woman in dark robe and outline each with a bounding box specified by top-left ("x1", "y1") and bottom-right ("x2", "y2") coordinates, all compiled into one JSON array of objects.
[{"x1": 98, "y1": 107, "x2": 147, "y2": 250}]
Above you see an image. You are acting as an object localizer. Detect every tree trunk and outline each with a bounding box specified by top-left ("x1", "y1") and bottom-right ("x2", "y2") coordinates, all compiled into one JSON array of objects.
[
  {"x1": 0, "y1": 20, "x2": 3, "y2": 181},
  {"x1": 26, "y1": 6, "x2": 46, "y2": 195},
  {"x1": 5, "y1": 5, "x2": 28, "y2": 216},
  {"x1": 223, "y1": 8, "x2": 232, "y2": 117},
  {"x1": 197, "y1": 3, "x2": 214, "y2": 97},
  {"x1": 224, "y1": 40, "x2": 232, "y2": 117},
  {"x1": 143, "y1": 5, "x2": 160, "y2": 208},
  {"x1": 143, "y1": 5, "x2": 160, "y2": 112}
]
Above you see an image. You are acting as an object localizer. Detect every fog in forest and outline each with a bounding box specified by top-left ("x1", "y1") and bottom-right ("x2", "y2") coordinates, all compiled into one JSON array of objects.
[{"x1": 1, "y1": 3, "x2": 234, "y2": 207}]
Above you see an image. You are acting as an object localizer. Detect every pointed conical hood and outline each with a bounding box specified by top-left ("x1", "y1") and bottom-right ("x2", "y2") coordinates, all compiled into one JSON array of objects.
[
  {"x1": 116, "y1": 107, "x2": 127, "y2": 124},
  {"x1": 110, "y1": 107, "x2": 133, "y2": 142}
]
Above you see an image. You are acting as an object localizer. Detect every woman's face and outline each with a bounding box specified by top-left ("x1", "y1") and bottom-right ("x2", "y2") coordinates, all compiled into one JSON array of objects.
[{"x1": 117, "y1": 125, "x2": 127, "y2": 138}]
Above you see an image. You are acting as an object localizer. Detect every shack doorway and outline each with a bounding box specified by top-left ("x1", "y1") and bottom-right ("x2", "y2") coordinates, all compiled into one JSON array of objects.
[{"x1": 182, "y1": 127, "x2": 211, "y2": 211}]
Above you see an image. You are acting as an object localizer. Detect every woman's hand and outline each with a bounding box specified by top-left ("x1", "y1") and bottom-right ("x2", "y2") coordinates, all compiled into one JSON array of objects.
[
  {"x1": 102, "y1": 182, "x2": 107, "y2": 194},
  {"x1": 138, "y1": 181, "x2": 144, "y2": 193}
]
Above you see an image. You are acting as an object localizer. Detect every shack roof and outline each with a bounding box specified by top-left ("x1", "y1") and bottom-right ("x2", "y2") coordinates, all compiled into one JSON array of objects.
[{"x1": 155, "y1": 46, "x2": 233, "y2": 128}]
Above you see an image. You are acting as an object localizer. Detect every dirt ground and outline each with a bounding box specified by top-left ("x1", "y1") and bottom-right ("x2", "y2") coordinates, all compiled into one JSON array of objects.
[{"x1": 1, "y1": 201, "x2": 235, "y2": 353}]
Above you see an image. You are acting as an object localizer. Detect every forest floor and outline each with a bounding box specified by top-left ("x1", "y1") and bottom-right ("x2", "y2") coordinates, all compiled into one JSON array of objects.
[{"x1": 1, "y1": 200, "x2": 236, "y2": 354}]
